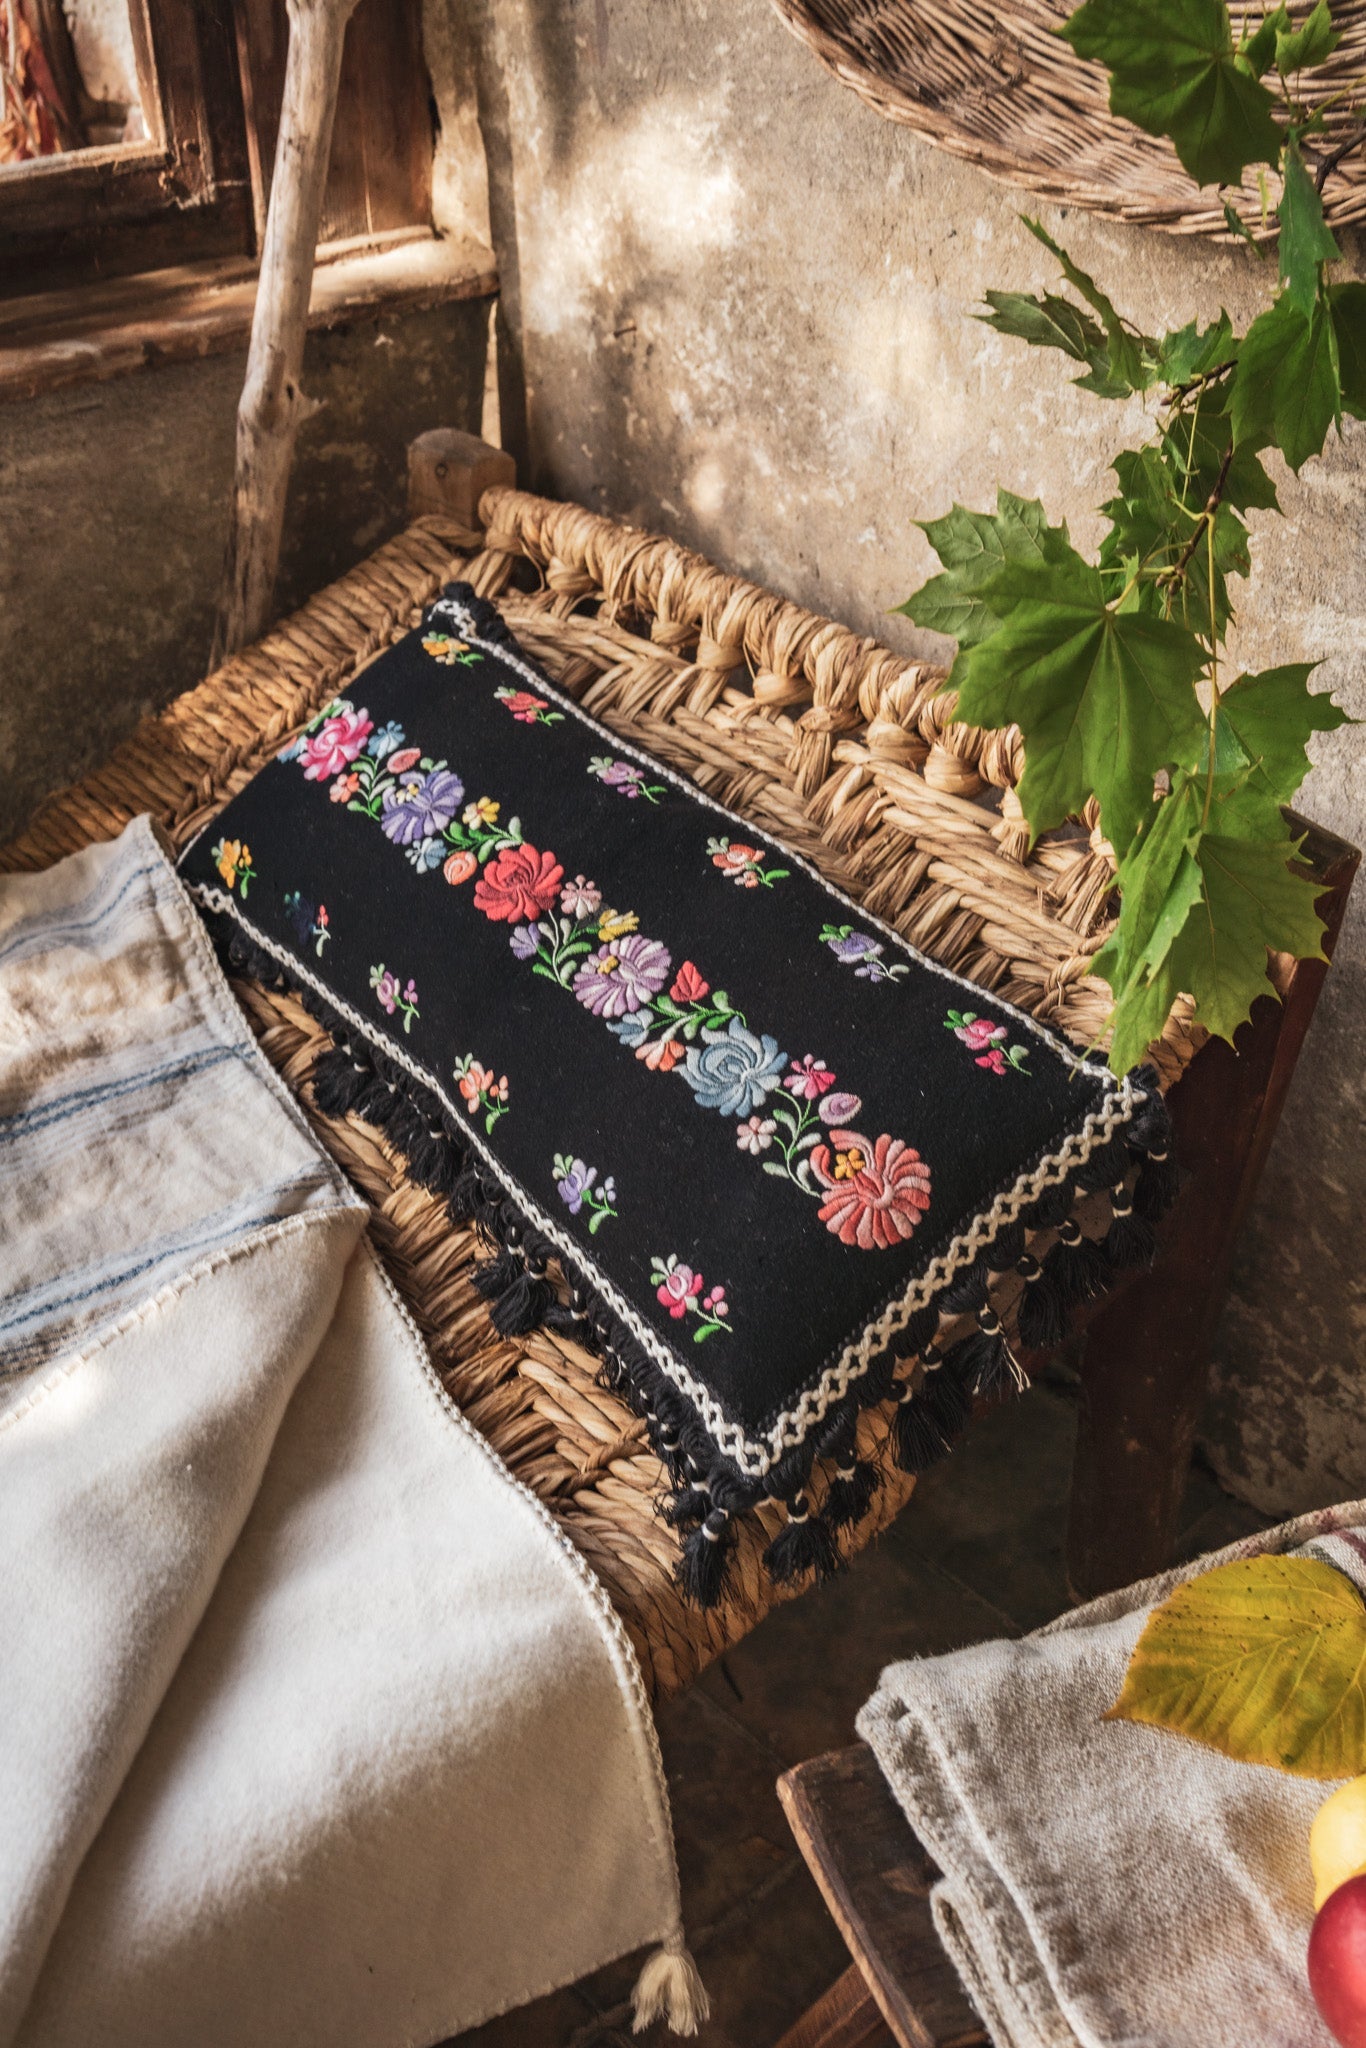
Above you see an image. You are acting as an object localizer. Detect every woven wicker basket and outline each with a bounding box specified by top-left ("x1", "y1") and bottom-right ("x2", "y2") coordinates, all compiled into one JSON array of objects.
[
  {"x1": 0, "y1": 490, "x2": 1198, "y2": 1700},
  {"x1": 769, "y1": 0, "x2": 1366, "y2": 236}
]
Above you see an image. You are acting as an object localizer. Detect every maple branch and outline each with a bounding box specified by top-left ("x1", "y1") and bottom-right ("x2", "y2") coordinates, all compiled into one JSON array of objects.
[{"x1": 1161, "y1": 440, "x2": 1236, "y2": 593}]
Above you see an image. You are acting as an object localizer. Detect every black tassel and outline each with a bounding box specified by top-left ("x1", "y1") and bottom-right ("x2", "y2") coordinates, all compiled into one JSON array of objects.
[
  {"x1": 678, "y1": 1508, "x2": 732, "y2": 1608},
  {"x1": 921, "y1": 1356, "x2": 973, "y2": 1438},
  {"x1": 310, "y1": 1042, "x2": 372, "y2": 1119},
  {"x1": 824, "y1": 1457, "x2": 879, "y2": 1532},
  {"x1": 763, "y1": 1492, "x2": 839, "y2": 1585},
  {"x1": 1075, "y1": 1132, "x2": 1133, "y2": 1194},
  {"x1": 665, "y1": 1484, "x2": 711, "y2": 1529},
  {"x1": 1043, "y1": 1219, "x2": 1111, "y2": 1306},
  {"x1": 940, "y1": 1259, "x2": 991, "y2": 1315},
  {"x1": 947, "y1": 1306, "x2": 1025, "y2": 1401},
  {"x1": 472, "y1": 1247, "x2": 523, "y2": 1302},
  {"x1": 1023, "y1": 1179, "x2": 1075, "y2": 1231},
  {"x1": 984, "y1": 1221, "x2": 1026, "y2": 1272},
  {"x1": 489, "y1": 1266, "x2": 557, "y2": 1338},
  {"x1": 1134, "y1": 1145, "x2": 1179, "y2": 1221},
  {"x1": 1015, "y1": 1250, "x2": 1066, "y2": 1350},
  {"x1": 901, "y1": 1303, "x2": 942, "y2": 1356},
  {"x1": 1104, "y1": 1183, "x2": 1157, "y2": 1268},
  {"x1": 892, "y1": 1378, "x2": 951, "y2": 1473}
]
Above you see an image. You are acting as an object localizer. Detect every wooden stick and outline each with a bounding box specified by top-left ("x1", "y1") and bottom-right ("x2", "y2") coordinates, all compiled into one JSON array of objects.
[{"x1": 213, "y1": 0, "x2": 359, "y2": 663}]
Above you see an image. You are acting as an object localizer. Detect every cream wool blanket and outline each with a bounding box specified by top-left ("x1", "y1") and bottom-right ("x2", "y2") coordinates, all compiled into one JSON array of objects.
[
  {"x1": 858, "y1": 1501, "x2": 1366, "y2": 2048},
  {"x1": 0, "y1": 819, "x2": 700, "y2": 2045}
]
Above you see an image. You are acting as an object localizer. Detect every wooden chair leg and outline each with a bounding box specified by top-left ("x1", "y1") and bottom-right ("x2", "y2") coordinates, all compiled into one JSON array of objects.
[
  {"x1": 774, "y1": 1962, "x2": 896, "y2": 2048},
  {"x1": 1065, "y1": 818, "x2": 1359, "y2": 1601}
]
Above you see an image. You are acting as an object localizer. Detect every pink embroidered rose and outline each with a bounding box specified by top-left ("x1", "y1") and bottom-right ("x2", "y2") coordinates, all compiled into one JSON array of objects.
[
  {"x1": 501, "y1": 689, "x2": 548, "y2": 723},
  {"x1": 302, "y1": 707, "x2": 373, "y2": 780},
  {"x1": 656, "y1": 1265, "x2": 703, "y2": 1318},
  {"x1": 810, "y1": 1130, "x2": 932, "y2": 1251},
  {"x1": 955, "y1": 1016, "x2": 1007, "y2": 1052},
  {"x1": 458, "y1": 1061, "x2": 492, "y2": 1108},
  {"x1": 474, "y1": 844, "x2": 565, "y2": 922}
]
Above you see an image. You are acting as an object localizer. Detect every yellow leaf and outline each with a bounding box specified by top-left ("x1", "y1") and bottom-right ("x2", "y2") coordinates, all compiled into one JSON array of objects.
[{"x1": 1106, "y1": 1556, "x2": 1366, "y2": 1779}]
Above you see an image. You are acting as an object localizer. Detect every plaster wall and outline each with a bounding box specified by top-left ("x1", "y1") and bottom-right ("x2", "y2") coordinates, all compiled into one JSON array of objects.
[
  {"x1": 0, "y1": 297, "x2": 490, "y2": 840},
  {"x1": 453, "y1": 0, "x2": 1365, "y2": 1511}
]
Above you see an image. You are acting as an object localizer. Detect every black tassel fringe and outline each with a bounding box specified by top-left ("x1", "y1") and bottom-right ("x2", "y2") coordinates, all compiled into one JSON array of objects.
[{"x1": 207, "y1": 891, "x2": 1178, "y2": 1610}]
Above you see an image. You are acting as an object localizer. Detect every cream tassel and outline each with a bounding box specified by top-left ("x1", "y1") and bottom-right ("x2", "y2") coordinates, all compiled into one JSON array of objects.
[{"x1": 631, "y1": 1932, "x2": 710, "y2": 2035}]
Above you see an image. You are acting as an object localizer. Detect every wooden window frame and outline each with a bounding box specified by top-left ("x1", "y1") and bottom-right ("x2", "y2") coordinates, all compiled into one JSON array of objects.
[{"x1": 0, "y1": 0, "x2": 255, "y2": 296}]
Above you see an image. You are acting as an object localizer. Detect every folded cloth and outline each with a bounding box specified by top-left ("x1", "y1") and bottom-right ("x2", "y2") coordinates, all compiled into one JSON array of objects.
[
  {"x1": 0, "y1": 819, "x2": 701, "y2": 2046},
  {"x1": 857, "y1": 1500, "x2": 1366, "y2": 2048}
]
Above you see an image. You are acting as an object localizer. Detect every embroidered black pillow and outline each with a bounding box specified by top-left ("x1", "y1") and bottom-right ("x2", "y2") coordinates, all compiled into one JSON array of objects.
[{"x1": 178, "y1": 584, "x2": 1172, "y2": 1606}]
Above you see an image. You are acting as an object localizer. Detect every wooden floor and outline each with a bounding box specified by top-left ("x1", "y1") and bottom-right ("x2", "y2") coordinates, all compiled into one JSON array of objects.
[{"x1": 453, "y1": 1374, "x2": 1271, "y2": 2048}]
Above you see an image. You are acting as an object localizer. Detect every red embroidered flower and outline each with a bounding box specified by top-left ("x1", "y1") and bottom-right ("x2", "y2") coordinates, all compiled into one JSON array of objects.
[
  {"x1": 656, "y1": 1265, "x2": 703, "y2": 1317},
  {"x1": 787, "y1": 1054, "x2": 835, "y2": 1100},
  {"x1": 502, "y1": 689, "x2": 548, "y2": 723},
  {"x1": 637, "y1": 1037, "x2": 685, "y2": 1072},
  {"x1": 670, "y1": 960, "x2": 710, "y2": 1004},
  {"x1": 976, "y1": 1048, "x2": 1008, "y2": 1074},
  {"x1": 810, "y1": 1129, "x2": 932, "y2": 1250},
  {"x1": 713, "y1": 842, "x2": 760, "y2": 875},
  {"x1": 473, "y1": 844, "x2": 565, "y2": 922},
  {"x1": 956, "y1": 1016, "x2": 1006, "y2": 1052},
  {"x1": 387, "y1": 746, "x2": 421, "y2": 776},
  {"x1": 458, "y1": 1061, "x2": 492, "y2": 1108},
  {"x1": 443, "y1": 850, "x2": 477, "y2": 886}
]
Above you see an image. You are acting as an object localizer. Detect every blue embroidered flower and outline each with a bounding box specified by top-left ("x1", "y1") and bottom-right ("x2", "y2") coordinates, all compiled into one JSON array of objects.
[
  {"x1": 381, "y1": 765, "x2": 465, "y2": 846},
  {"x1": 368, "y1": 720, "x2": 405, "y2": 761},
  {"x1": 606, "y1": 1012, "x2": 651, "y2": 1048},
  {"x1": 405, "y1": 835, "x2": 446, "y2": 872},
  {"x1": 681, "y1": 1019, "x2": 787, "y2": 1117}
]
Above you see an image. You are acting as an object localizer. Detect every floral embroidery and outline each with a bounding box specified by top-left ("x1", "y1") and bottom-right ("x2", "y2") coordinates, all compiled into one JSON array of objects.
[
  {"x1": 496, "y1": 685, "x2": 563, "y2": 727},
  {"x1": 287, "y1": 671, "x2": 933, "y2": 1251},
  {"x1": 707, "y1": 836, "x2": 789, "y2": 888},
  {"x1": 553, "y1": 1154, "x2": 617, "y2": 1233},
  {"x1": 370, "y1": 963, "x2": 420, "y2": 1034},
  {"x1": 588, "y1": 755, "x2": 665, "y2": 803},
  {"x1": 820, "y1": 923, "x2": 909, "y2": 984},
  {"x1": 809, "y1": 1130, "x2": 933, "y2": 1249},
  {"x1": 283, "y1": 890, "x2": 330, "y2": 957},
  {"x1": 212, "y1": 838, "x2": 256, "y2": 897},
  {"x1": 454, "y1": 1055, "x2": 508, "y2": 1133},
  {"x1": 422, "y1": 632, "x2": 482, "y2": 667},
  {"x1": 944, "y1": 1008, "x2": 1031, "y2": 1076},
  {"x1": 651, "y1": 1255, "x2": 733, "y2": 1344}
]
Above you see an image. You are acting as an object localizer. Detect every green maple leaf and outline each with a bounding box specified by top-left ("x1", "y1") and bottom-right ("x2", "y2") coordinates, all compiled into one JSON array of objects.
[
  {"x1": 1230, "y1": 292, "x2": 1339, "y2": 471},
  {"x1": 1237, "y1": 5, "x2": 1291, "y2": 76},
  {"x1": 1096, "y1": 767, "x2": 1328, "y2": 1071},
  {"x1": 1023, "y1": 219, "x2": 1148, "y2": 393},
  {"x1": 1062, "y1": 0, "x2": 1284, "y2": 189},
  {"x1": 894, "y1": 490, "x2": 1072, "y2": 668},
  {"x1": 1155, "y1": 311, "x2": 1235, "y2": 386},
  {"x1": 1212, "y1": 663, "x2": 1349, "y2": 808},
  {"x1": 1278, "y1": 139, "x2": 1341, "y2": 318},
  {"x1": 1329, "y1": 281, "x2": 1366, "y2": 418},
  {"x1": 952, "y1": 552, "x2": 1207, "y2": 857},
  {"x1": 1276, "y1": 0, "x2": 1341, "y2": 73}
]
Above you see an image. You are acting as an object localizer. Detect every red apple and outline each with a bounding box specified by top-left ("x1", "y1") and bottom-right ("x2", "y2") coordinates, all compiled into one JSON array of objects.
[{"x1": 1310, "y1": 1873, "x2": 1366, "y2": 2046}]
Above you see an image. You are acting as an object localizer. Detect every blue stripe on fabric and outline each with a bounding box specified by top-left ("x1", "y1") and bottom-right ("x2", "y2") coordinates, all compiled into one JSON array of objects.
[
  {"x1": 0, "y1": 857, "x2": 164, "y2": 968},
  {"x1": 0, "y1": 1043, "x2": 240, "y2": 1140},
  {"x1": 0, "y1": 1174, "x2": 344, "y2": 1372}
]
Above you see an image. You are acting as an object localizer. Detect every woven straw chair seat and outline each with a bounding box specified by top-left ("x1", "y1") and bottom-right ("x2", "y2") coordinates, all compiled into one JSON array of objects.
[
  {"x1": 0, "y1": 490, "x2": 1199, "y2": 1701},
  {"x1": 769, "y1": 0, "x2": 1366, "y2": 238}
]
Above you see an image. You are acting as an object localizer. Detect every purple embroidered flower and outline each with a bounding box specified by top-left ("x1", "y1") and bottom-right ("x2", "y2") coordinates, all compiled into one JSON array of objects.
[
  {"x1": 556, "y1": 1158, "x2": 595, "y2": 1213},
  {"x1": 825, "y1": 929, "x2": 881, "y2": 966},
  {"x1": 561, "y1": 875, "x2": 602, "y2": 919},
  {"x1": 510, "y1": 922, "x2": 544, "y2": 961},
  {"x1": 572, "y1": 934, "x2": 672, "y2": 1019},
  {"x1": 604, "y1": 762, "x2": 645, "y2": 794},
  {"x1": 819, "y1": 1090, "x2": 864, "y2": 1125},
  {"x1": 380, "y1": 765, "x2": 465, "y2": 846}
]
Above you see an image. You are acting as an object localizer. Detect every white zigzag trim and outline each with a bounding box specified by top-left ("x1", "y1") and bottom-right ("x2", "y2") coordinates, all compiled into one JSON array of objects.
[{"x1": 195, "y1": 884, "x2": 1144, "y2": 1481}]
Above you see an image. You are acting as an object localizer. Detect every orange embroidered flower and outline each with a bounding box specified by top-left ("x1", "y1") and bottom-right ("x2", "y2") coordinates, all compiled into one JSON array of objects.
[{"x1": 810, "y1": 1130, "x2": 932, "y2": 1250}]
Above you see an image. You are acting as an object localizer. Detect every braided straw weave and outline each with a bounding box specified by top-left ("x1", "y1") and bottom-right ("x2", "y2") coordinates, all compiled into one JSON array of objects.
[
  {"x1": 768, "y1": 0, "x2": 1366, "y2": 237},
  {"x1": 0, "y1": 490, "x2": 1197, "y2": 1700}
]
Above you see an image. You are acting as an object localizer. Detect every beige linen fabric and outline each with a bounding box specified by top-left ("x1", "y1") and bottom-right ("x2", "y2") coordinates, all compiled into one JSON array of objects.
[
  {"x1": 0, "y1": 819, "x2": 697, "y2": 2047},
  {"x1": 858, "y1": 1501, "x2": 1366, "y2": 2048}
]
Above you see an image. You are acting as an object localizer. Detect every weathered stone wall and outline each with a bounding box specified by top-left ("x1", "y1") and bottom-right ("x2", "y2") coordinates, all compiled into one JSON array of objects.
[
  {"x1": 450, "y1": 0, "x2": 1364, "y2": 1511},
  {"x1": 0, "y1": 297, "x2": 489, "y2": 841}
]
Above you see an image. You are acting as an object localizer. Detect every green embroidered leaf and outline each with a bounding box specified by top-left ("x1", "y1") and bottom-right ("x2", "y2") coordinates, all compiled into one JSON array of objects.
[
  {"x1": 895, "y1": 490, "x2": 1072, "y2": 668},
  {"x1": 1061, "y1": 0, "x2": 1284, "y2": 189},
  {"x1": 1275, "y1": 0, "x2": 1341, "y2": 73},
  {"x1": 1329, "y1": 281, "x2": 1366, "y2": 418},
  {"x1": 1278, "y1": 139, "x2": 1341, "y2": 318},
  {"x1": 1212, "y1": 663, "x2": 1350, "y2": 808},
  {"x1": 952, "y1": 551, "x2": 1207, "y2": 857},
  {"x1": 1230, "y1": 292, "x2": 1339, "y2": 471},
  {"x1": 1106, "y1": 1556, "x2": 1366, "y2": 1779}
]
